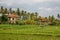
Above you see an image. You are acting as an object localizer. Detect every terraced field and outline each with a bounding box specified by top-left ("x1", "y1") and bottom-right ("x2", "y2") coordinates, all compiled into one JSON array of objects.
[{"x1": 0, "y1": 24, "x2": 60, "y2": 40}]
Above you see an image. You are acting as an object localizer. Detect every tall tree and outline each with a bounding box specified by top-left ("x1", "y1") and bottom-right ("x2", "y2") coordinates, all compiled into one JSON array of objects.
[
  {"x1": 38, "y1": 16, "x2": 41, "y2": 21},
  {"x1": 9, "y1": 8, "x2": 12, "y2": 13},
  {"x1": 35, "y1": 12, "x2": 38, "y2": 20},
  {"x1": 21, "y1": 10, "x2": 25, "y2": 20},
  {"x1": 12, "y1": 10, "x2": 15, "y2": 13},
  {"x1": 51, "y1": 15, "x2": 54, "y2": 22},
  {"x1": 45, "y1": 17, "x2": 47, "y2": 19},
  {"x1": 1, "y1": 6, "x2": 4, "y2": 13},
  {"x1": 4, "y1": 8, "x2": 7, "y2": 13},
  {"x1": 28, "y1": 12, "x2": 30, "y2": 15},
  {"x1": 30, "y1": 13, "x2": 34, "y2": 20},
  {"x1": 57, "y1": 14, "x2": 60, "y2": 18},
  {"x1": 24, "y1": 11, "x2": 27, "y2": 20},
  {"x1": 21, "y1": 10, "x2": 24, "y2": 16},
  {"x1": 48, "y1": 16, "x2": 51, "y2": 21},
  {"x1": 24, "y1": 11, "x2": 27, "y2": 16},
  {"x1": 16, "y1": 8, "x2": 20, "y2": 16},
  {"x1": 27, "y1": 12, "x2": 30, "y2": 20}
]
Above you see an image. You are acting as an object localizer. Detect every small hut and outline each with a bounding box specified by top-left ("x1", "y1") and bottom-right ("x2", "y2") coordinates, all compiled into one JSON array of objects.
[
  {"x1": 8, "y1": 13, "x2": 19, "y2": 24},
  {"x1": 39, "y1": 17, "x2": 48, "y2": 26}
]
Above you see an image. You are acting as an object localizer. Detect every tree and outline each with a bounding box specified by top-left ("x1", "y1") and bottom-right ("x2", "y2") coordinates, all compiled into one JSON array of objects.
[
  {"x1": 25, "y1": 11, "x2": 27, "y2": 14},
  {"x1": 48, "y1": 15, "x2": 55, "y2": 25},
  {"x1": 4, "y1": 8, "x2": 7, "y2": 13},
  {"x1": 51, "y1": 15, "x2": 55, "y2": 22},
  {"x1": 48, "y1": 16, "x2": 51, "y2": 21},
  {"x1": 1, "y1": 14, "x2": 8, "y2": 23},
  {"x1": 12, "y1": 10, "x2": 15, "y2": 13},
  {"x1": 1, "y1": 6, "x2": 4, "y2": 13},
  {"x1": 57, "y1": 14, "x2": 60, "y2": 18},
  {"x1": 38, "y1": 16, "x2": 41, "y2": 22},
  {"x1": 30, "y1": 13, "x2": 34, "y2": 20},
  {"x1": 28, "y1": 12, "x2": 30, "y2": 16},
  {"x1": 16, "y1": 8, "x2": 20, "y2": 16},
  {"x1": 48, "y1": 15, "x2": 54, "y2": 22},
  {"x1": 21, "y1": 10, "x2": 25, "y2": 20},
  {"x1": 45, "y1": 17, "x2": 47, "y2": 19},
  {"x1": 38, "y1": 16, "x2": 41, "y2": 19},
  {"x1": 9, "y1": 8, "x2": 12, "y2": 13},
  {"x1": 24, "y1": 11, "x2": 27, "y2": 16},
  {"x1": 24, "y1": 11, "x2": 27, "y2": 20},
  {"x1": 35, "y1": 12, "x2": 38, "y2": 21},
  {"x1": 27, "y1": 12, "x2": 30, "y2": 20},
  {"x1": 21, "y1": 10, "x2": 24, "y2": 16}
]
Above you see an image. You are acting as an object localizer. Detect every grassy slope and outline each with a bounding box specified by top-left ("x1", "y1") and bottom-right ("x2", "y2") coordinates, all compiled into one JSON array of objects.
[{"x1": 0, "y1": 24, "x2": 60, "y2": 40}]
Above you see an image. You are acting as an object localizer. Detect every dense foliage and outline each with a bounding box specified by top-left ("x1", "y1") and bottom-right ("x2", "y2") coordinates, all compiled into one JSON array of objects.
[{"x1": 0, "y1": 6, "x2": 60, "y2": 25}]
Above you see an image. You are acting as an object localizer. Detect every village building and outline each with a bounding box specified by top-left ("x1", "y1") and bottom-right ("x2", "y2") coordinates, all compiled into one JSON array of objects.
[
  {"x1": 39, "y1": 17, "x2": 48, "y2": 26},
  {"x1": 8, "y1": 13, "x2": 19, "y2": 24}
]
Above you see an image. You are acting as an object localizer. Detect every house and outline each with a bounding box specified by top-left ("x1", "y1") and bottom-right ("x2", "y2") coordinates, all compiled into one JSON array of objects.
[
  {"x1": 40, "y1": 17, "x2": 47, "y2": 22},
  {"x1": 39, "y1": 17, "x2": 48, "y2": 26},
  {"x1": 8, "y1": 13, "x2": 19, "y2": 24}
]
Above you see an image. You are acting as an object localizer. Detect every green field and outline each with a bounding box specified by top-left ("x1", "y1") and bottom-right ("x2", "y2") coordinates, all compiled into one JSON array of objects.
[{"x1": 0, "y1": 24, "x2": 60, "y2": 40}]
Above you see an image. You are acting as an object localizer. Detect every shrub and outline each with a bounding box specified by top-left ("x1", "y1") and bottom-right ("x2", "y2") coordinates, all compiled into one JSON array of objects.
[
  {"x1": 16, "y1": 20, "x2": 25, "y2": 25},
  {"x1": 23, "y1": 19, "x2": 35, "y2": 25},
  {"x1": 48, "y1": 20, "x2": 59, "y2": 26},
  {"x1": 0, "y1": 14, "x2": 8, "y2": 24}
]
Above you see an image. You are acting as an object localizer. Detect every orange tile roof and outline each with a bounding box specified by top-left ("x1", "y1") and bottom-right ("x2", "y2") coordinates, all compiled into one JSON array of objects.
[
  {"x1": 39, "y1": 17, "x2": 47, "y2": 22},
  {"x1": 8, "y1": 13, "x2": 19, "y2": 18}
]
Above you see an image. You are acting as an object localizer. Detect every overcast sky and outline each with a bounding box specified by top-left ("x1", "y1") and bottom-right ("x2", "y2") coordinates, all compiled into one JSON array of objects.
[{"x1": 0, "y1": 0, "x2": 60, "y2": 18}]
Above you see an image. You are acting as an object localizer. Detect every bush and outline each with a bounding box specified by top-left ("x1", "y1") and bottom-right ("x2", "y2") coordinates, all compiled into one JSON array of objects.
[
  {"x1": 24, "y1": 19, "x2": 35, "y2": 25},
  {"x1": 48, "y1": 20, "x2": 59, "y2": 26},
  {"x1": 1, "y1": 14, "x2": 8, "y2": 23},
  {"x1": 49, "y1": 22, "x2": 56, "y2": 25},
  {"x1": 16, "y1": 20, "x2": 25, "y2": 25}
]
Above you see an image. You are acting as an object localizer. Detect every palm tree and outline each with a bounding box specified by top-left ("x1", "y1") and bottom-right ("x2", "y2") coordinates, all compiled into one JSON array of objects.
[
  {"x1": 4, "y1": 8, "x2": 7, "y2": 13},
  {"x1": 51, "y1": 15, "x2": 54, "y2": 22},
  {"x1": 21, "y1": 10, "x2": 24, "y2": 16},
  {"x1": 57, "y1": 14, "x2": 60, "y2": 18},
  {"x1": 24, "y1": 11, "x2": 27, "y2": 20},
  {"x1": 28, "y1": 12, "x2": 30, "y2": 15},
  {"x1": 1, "y1": 6, "x2": 3, "y2": 13},
  {"x1": 16, "y1": 8, "x2": 20, "y2": 16},
  {"x1": 27, "y1": 12, "x2": 30, "y2": 20},
  {"x1": 35, "y1": 12, "x2": 38, "y2": 21},
  {"x1": 21, "y1": 10, "x2": 25, "y2": 20},
  {"x1": 48, "y1": 16, "x2": 51, "y2": 21},
  {"x1": 9, "y1": 8, "x2": 12, "y2": 13},
  {"x1": 39, "y1": 16, "x2": 41, "y2": 19},
  {"x1": 12, "y1": 10, "x2": 15, "y2": 13},
  {"x1": 38, "y1": 16, "x2": 41, "y2": 21},
  {"x1": 1, "y1": 6, "x2": 4, "y2": 13},
  {"x1": 30, "y1": 13, "x2": 34, "y2": 20},
  {"x1": 24, "y1": 11, "x2": 27, "y2": 16},
  {"x1": 45, "y1": 17, "x2": 47, "y2": 19}
]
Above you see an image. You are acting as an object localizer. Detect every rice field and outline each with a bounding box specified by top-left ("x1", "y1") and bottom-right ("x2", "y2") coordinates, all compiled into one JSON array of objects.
[{"x1": 0, "y1": 24, "x2": 60, "y2": 40}]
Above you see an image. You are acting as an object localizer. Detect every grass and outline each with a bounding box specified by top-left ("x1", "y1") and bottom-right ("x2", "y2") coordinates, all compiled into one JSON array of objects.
[{"x1": 0, "y1": 24, "x2": 60, "y2": 40}]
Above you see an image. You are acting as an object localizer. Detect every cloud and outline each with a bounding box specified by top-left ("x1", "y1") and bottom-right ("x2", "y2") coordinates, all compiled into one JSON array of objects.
[
  {"x1": 39, "y1": 7, "x2": 60, "y2": 13},
  {"x1": 0, "y1": 0, "x2": 60, "y2": 6},
  {"x1": 0, "y1": 0, "x2": 14, "y2": 6},
  {"x1": 38, "y1": 7, "x2": 60, "y2": 17},
  {"x1": 39, "y1": 7, "x2": 54, "y2": 11},
  {"x1": 0, "y1": 0, "x2": 60, "y2": 18}
]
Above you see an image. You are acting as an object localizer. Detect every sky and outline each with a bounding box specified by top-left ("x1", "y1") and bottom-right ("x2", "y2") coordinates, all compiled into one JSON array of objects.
[{"x1": 0, "y1": 0, "x2": 60, "y2": 18}]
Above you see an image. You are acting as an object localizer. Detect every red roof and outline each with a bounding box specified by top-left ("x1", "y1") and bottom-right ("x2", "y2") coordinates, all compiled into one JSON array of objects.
[
  {"x1": 8, "y1": 13, "x2": 19, "y2": 18},
  {"x1": 39, "y1": 17, "x2": 47, "y2": 22}
]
